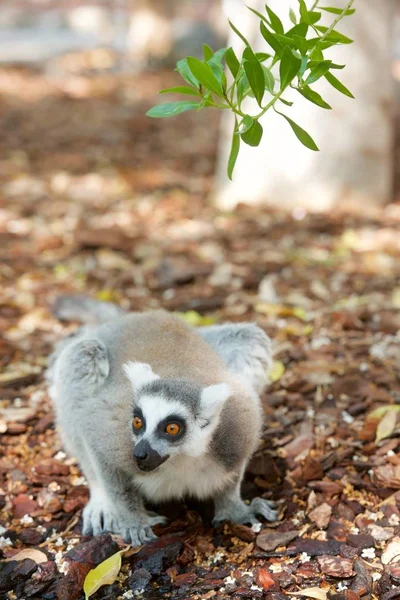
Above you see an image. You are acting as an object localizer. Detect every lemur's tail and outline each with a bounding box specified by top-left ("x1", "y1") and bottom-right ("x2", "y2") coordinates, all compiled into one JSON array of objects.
[{"x1": 52, "y1": 295, "x2": 125, "y2": 324}]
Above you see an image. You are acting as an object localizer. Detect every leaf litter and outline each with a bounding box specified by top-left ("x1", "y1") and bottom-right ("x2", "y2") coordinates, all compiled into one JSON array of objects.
[{"x1": 0, "y1": 56, "x2": 400, "y2": 600}]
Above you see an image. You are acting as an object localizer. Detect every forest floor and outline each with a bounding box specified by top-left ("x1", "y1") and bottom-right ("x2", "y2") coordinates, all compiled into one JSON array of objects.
[{"x1": 1, "y1": 57, "x2": 400, "y2": 600}]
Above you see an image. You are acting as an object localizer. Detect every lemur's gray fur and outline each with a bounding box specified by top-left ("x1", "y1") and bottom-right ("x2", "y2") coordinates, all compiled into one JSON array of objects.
[{"x1": 48, "y1": 296, "x2": 277, "y2": 546}]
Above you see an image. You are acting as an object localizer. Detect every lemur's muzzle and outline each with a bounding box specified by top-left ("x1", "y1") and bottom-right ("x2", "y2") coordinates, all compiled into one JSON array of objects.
[{"x1": 133, "y1": 439, "x2": 169, "y2": 472}]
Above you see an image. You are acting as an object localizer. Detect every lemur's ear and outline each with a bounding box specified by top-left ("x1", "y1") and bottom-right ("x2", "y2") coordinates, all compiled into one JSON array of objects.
[
  {"x1": 199, "y1": 383, "x2": 230, "y2": 425},
  {"x1": 123, "y1": 361, "x2": 159, "y2": 392}
]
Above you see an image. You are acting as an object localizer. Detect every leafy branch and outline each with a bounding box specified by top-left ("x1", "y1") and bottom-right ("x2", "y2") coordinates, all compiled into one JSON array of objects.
[{"x1": 147, "y1": 0, "x2": 356, "y2": 179}]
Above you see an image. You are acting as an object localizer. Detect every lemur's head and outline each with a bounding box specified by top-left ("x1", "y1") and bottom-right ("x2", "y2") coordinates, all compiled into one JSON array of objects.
[{"x1": 123, "y1": 361, "x2": 231, "y2": 473}]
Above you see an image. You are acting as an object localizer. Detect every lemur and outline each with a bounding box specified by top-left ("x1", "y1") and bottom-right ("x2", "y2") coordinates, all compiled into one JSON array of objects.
[{"x1": 47, "y1": 296, "x2": 277, "y2": 546}]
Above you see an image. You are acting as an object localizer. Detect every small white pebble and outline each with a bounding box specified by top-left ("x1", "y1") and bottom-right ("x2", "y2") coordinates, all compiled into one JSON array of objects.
[
  {"x1": 36, "y1": 525, "x2": 46, "y2": 534},
  {"x1": 366, "y1": 510, "x2": 384, "y2": 522},
  {"x1": 122, "y1": 592, "x2": 134, "y2": 600},
  {"x1": 72, "y1": 476, "x2": 87, "y2": 487},
  {"x1": 54, "y1": 451, "x2": 66, "y2": 461},
  {"x1": 0, "y1": 536, "x2": 12, "y2": 549},
  {"x1": 20, "y1": 514, "x2": 33, "y2": 525},
  {"x1": 372, "y1": 572, "x2": 382, "y2": 582},
  {"x1": 359, "y1": 362, "x2": 369, "y2": 372},
  {"x1": 14, "y1": 398, "x2": 23, "y2": 408},
  {"x1": 250, "y1": 585, "x2": 263, "y2": 592},
  {"x1": 0, "y1": 526, "x2": 6, "y2": 536},
  {"x1": 337, "y1": 582, "x2": 348, "y2": 591},
  {"x1": 350, "y1": 527, "x2": 360, "y2": 534},
  {"x1": 55, "y1": 537, "x2": 63, "y2": 547},
  {"x1": 306, "y1": 408, "x2": 315, "y2": 418},
  {"x1": 48, "y1": 482, "x2": 61, "y2": 492},
  {"x1": 361, "y1": 547, "x2": 376, "y2": 559},
  {"x1": 387, "y1": 450, "x2": 395, "y2": 458},
  {"x1": 299, "y1": 552, "x2": 311, "y2": 563},
  {"x1": 269, "y1": 563, "x2": 283, "y2": 573},
  {"x1": 224, "y1": 576, "x2": 236, "y2": 585},
  {"x1": 389, "y1": 514, "x2": 400, "y2": 526},
  {"x1": 251, "y1": 522, "x2": 262, "y2": 533},
  {"x1": 342, "y1": 411, "x2": 354, "y2": 424},
  {"x1": 133, "y1": 590, "x2": 145, "y2": 597}
]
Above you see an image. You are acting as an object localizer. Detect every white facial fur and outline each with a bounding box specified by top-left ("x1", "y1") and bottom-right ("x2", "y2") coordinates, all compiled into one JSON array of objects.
[
  {"x1": 123, "y1": 362, "x2": 231, "y2": 460},
  {"x1": 123, "y1": 361, "x2": 159, "y2": 390}
]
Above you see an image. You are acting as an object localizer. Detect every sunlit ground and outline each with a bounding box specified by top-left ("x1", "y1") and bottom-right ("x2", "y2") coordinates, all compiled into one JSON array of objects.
[{"x1": 1, "y1": 54, "x2": 400, "y2": 600}]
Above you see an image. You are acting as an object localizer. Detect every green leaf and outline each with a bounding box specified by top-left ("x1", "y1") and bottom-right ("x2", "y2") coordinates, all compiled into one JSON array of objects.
[
  {"x1": 241, "y1": 120, "x2": 263, "y2": 146},
  {"x1": 276, "y1": 110, "x2": 319, "y2": 151},
  {"x1": 244, "y1": 59, "x2": 265, "y2": 107},
  {"x1": 255, "y1": 52, "x2": 271, "y2": 62},
  {"x1": 263, "y1": 66, "x2": 275, "y2": 93},
  {"x1": 146, "y1": 101, "x2": 200, "y2": 118},
  {"x1": 265, "y1": 5, "x2": 284, "y2": 34},
  {"x1": 274, "y1": 33, "x2": 298, "y2": 49},
  {"x1": 225, "y1": 47, "x2": 240, "y2": 78},
  {"x1": 176, "y1": 58, "x2": 199, "y2": 88},
  {"x1": 279, "y1": 97, "x2": 293, "y2": 106},
  {"x1": 243, "y1": 46, "x2": 258, "y2": 62},
  {"x1": 279, "y1": 46, "x2": 302, "y2": 90},
  {"x1": 287, "y1": 22, "x2": 308, "y2": 39},
  {"x1": 187, "y1": 57, "x2": 223, "y2": 96},
  {"x1": 305, "y1": 60, "x2": 332, "y2": 84},
  {"x1": 84, "y1": 552, "x2": 122, "y2": 600},
  {"x1": 298, "y1": 0, "x2": 308, "y2": 21},
  {"x1": 296, "y1": 85, "x2": 332, "y2": 109},
  {"x1": 289, "y1": 8, "x2": 297, "y2": 25},
  {"x1": 315, "y1": 25, "x2": 353, "y2": 44},
  {"x1": 307, "y1": 11, "x2": 322, "y2": 24},
  {"x1": 203, "y1": 44, "x2": 214, "y2": 61},
  {"x1": 292, "y1": 35, "x2": 308, "y2": 55},
  {"x1": 211, "y1": 48, "x2": 228, "y2": 65},
  {"x1": 238, "y1": 115, "x2": 254, "y2": 134},
  {"x1": 325, "y1": 71, "x2": 354, "y2": 98},
  {"x1": 320, "y1": 6, "x2": 356, "y2": 16},
  {"x1": 228, "y1": 118, "x2": 240, "y2": 180},
  {"x1": 237, "y1": 72, "x2": 251, "y2": 104},
  {"x1": 229, "y1": 20, "x2": 250, "y2": 47},
  {"x1": 159, "y1": 86, "x2": 201, "y2": 96},
  {"x1": 247, "y1": 5, "x2": 269, "y2": 26},
  {"x1": 260, "y1": 22, "x2": 283, "y2": 55}
]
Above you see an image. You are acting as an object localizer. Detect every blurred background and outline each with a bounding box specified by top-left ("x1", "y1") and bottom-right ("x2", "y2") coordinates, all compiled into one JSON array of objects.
[{"x1": 0, "y1": 0, "x2": 399, "y2": 326}]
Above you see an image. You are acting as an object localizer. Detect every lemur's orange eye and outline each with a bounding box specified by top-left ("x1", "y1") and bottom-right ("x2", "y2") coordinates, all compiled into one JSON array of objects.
[
  {"x1": 133, "y1": 417, "x2": 143, "y2": 430},
  {"x1": 166, "y1": 423, "x2": 180, "y2": 436}
]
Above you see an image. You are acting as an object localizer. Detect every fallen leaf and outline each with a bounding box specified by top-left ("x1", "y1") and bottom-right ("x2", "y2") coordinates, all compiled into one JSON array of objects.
[
  {"x1": 382, "y1": 537, "x2": 400, "y2": 565},
  {"x1": 368, "y1": 405, "x2": 400, "y2": 420},
  {"x1": 376, "y1": 409, "x2": 398, "y2": 443},
  {"x1": 83, "y1": 550, "x2": 123, "y2": 600},
  {"x1": 317, "y1": 555, "x2": 355, "y2": 578},
  {"x1": 268, "y1": 361, "x2": 285, "y2": 383},
  {"x1": 5, "y1": 549, "x2": 48, "y2": 564},
  {"x1": 176, "y1": 311, "x2": 216, "y2": 326},
  {"x1": 308, "y1": 503, "x2": 332, "y2": 530},
  {"x1": 290, "y1": 587, "x2": 328, "y2": 600},
  {"x1": 257, "y1": 529, "x2": 298, "y2": 551}
]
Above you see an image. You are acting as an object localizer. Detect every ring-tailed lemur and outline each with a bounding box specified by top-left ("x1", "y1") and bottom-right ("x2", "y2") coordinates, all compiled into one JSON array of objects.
[{"x1": 48, "y1": 296, "x2": 277, "y2": 546}]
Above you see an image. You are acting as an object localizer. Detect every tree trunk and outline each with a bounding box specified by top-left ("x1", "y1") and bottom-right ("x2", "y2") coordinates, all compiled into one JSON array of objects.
[{"x1": 213, "y1": 0, "x2": 395, "y2": 210}]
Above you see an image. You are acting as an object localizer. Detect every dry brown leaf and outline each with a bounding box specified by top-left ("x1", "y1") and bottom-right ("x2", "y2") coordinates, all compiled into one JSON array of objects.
[
  {"x1": 290, "y1": 588, "x2": 328, "y2": 600},
  {"x1": 375, "y1": 408, "x2": 399, "y2": 443},
  {"x1": 6, "y1": 548, "x2": 48, "y2": 564}
]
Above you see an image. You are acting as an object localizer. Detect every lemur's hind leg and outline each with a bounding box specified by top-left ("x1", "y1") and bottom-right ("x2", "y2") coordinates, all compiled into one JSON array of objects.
[{"x1": 199, "y1": 323, "x2": 272, "y2": 394}]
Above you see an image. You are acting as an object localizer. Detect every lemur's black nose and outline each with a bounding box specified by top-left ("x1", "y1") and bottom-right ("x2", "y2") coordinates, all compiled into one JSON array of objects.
[{"x1": 133, "y1": 440, "x2": 169, "y2": 472}]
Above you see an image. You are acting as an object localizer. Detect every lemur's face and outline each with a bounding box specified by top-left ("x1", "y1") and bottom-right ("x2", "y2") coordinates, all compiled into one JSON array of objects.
[{"x1": 123, "y1": 362, "x2": 230, "y2": 473}]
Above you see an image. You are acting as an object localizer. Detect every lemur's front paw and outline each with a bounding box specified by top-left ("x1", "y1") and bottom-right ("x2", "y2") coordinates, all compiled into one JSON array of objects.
[
  {"x1": 82, "y1": 495, "x2": 166, "y2": 545},
  {"x1": 213, "y1": 497, "x2": 278, "y2": 527}
]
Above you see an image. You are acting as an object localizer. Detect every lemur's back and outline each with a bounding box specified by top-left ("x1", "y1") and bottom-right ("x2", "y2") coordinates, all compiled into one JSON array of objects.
[{"x1": 84, "y1": 310, "x2": 229, "y2": 387}]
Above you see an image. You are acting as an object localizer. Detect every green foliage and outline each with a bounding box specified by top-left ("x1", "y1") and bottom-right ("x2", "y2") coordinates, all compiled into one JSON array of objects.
[{"x1": 147, "y1": 0, "x2": 356, "y2": 179}]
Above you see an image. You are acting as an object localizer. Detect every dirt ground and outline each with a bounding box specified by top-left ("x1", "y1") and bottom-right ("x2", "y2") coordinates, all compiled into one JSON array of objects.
[{"x1": 1, "y1": 57, "x2": 400, "y2": 600}]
